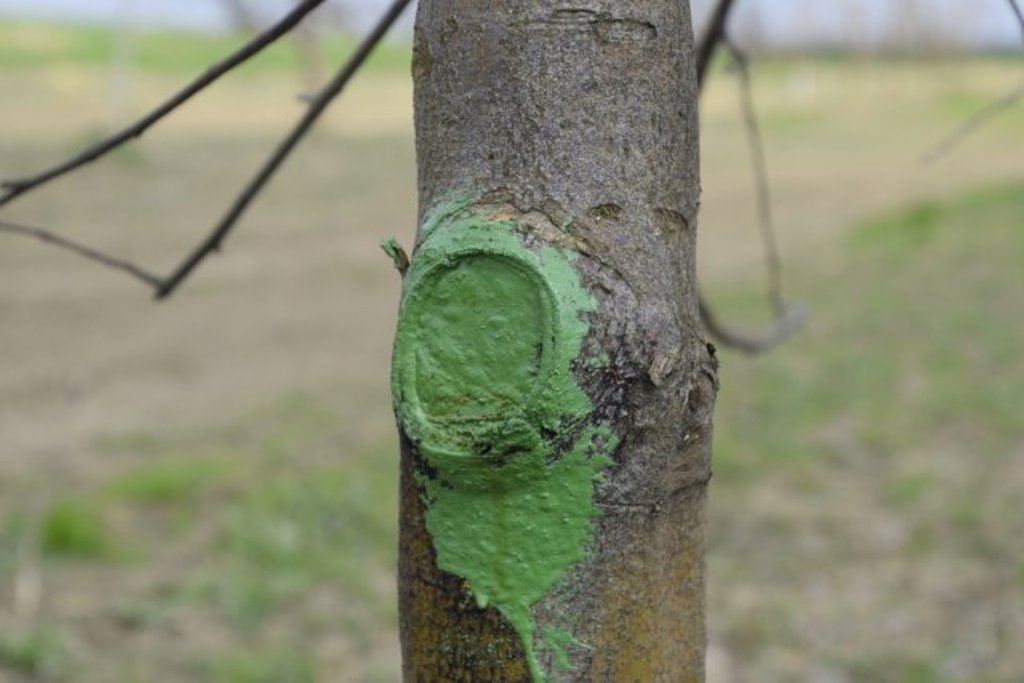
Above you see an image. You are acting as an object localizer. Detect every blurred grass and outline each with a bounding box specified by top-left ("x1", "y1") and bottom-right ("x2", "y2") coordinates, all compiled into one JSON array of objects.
[
  {"x1": 40, "y1": 499, "x2": 113, "y2": 559},
  {"x1": 200, "y1": 647, "x2": 316, "y2": 683},
  {"x1": 211, "y1": 452, "x2": 397, "y2": 629},
  {"x1": 105, "y1": 458, "x2": 236, "y2": 505},
  {"x1": 0, "y1": 21, "x2": 411, "y2": 75},
  {"x1": 0, "y1": 628, "x2": 70, "y2": 680},
  {"x1": 708, "y1": 182, "x2": 1024, "y2": 681},
  {"x1": 711, "y1": 183, "x2": 1024, "y2": 468},
  {"x1": 0, "y1": 20, "x2": 1022, "y2": 682},
  {"x1": 2, "y1": 390, "x2": 400, "y2": 680},
  {"x1": 1, "y1": 183, "x2": 1018, "y2": 680}
]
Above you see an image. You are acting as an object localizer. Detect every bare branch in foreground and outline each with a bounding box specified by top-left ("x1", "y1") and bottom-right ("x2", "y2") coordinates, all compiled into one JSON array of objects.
[
  {"x1": 155, "y1": 0, "x2": 413, "y2": 299},
  {"x1": 921, "y1": 78, "x2": 1024, "y2": 164},
  {"x1": 700, "y1": 299, "x2": 808, "y2": 355},
  {"x1": 0, "y1": 220, "x2": 163, "y2": 289},
  {"x1": 0, "y1": 0, "x2": 328, "y2": 210}
]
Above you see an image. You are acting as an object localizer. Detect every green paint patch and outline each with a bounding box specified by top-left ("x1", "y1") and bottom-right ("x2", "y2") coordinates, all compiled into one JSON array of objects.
[
  {"x1": 393, "y1": 201, "x2": 597, "y2": 471},
  {"x1": 421, "y1": 427, "x2": 615, "y2": 681},
  {"x1": 409, "y1": 254, "x2": 549, "y2": 423},
  {"x1": 106, "y1": 458, "x2": 235, "y2": 504},
  {"x1": 392, "y1": 201, "x2": 614, "y2": 680}
]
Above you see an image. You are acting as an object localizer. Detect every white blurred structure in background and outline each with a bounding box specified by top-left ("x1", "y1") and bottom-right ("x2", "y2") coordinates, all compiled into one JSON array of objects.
[{"x1": 0, "y1": 0, "x2": 1021, "y2": 51}]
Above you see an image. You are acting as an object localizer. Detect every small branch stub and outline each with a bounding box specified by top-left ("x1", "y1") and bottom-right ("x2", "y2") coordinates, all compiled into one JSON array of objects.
[{"x1": 380, "y1": 237, "x2": 410, "y2": 276}]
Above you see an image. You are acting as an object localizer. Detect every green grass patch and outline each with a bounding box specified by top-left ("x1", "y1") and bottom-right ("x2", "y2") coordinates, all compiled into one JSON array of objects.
[
  {"x1": 937, "y1": 90, "x2": 997, "y2": 119},
  {"x1": 40, "y1": 498, "x2": 113, "y2": 559},
  {"x1": 251, "y1": 392, "x2": 345, "y2": 463},
  {"x1": 94, "y1": 391, "x2": 400, "y2": 632},
  {"x1": 106, "y1": 457, "x2": 236, "y2": 504},
  {"x1": 212, "y1": 443, "x2": 397, "y2": 628},
  {"x1": 200, "y1": 647, "x2": 315, "y2": 683},
  {"x1": 710, "y1": 181, "x2": 1024, "y2": 679},
  {"x1": 881, "y1": 474, "x2": 933, "y2": 508},
  {"x1": 0, "y1": 21, "x2": 410, "y2": 75},
  {"x1": 841, "y1": 656, "x2": 940, "y2": 683},
  {"x1": 714, "y1": 180, "x2": 1024, "y2": 478},
  {"x1": 851, "y1": 199, "x2": 946, "y2": 252},
  {"x1": 851, "y1": 184, "x2": 1024, "y2": 254},
  {"x1": 0, "y1": 628, "x2": 70, "y2": 680},
  {"x1": 936, "y1": 90, "x2": 1024, "y2": 131}
]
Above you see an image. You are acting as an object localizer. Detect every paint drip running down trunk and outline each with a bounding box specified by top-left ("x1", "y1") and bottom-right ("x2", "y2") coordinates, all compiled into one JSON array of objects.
[{"x1": 391, "y1": 1, "x2": 716, "y2": 680}]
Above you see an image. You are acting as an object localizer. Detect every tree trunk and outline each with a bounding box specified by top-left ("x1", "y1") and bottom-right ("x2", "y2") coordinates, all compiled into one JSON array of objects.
[{"x1": 391, "y1": 1, "x2": 715, "y2": 680}]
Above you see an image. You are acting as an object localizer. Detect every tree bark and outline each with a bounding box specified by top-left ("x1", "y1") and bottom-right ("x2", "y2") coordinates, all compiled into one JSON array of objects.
[{"x1": 393, "y1": 1, "x2": 715, "y2": 680}]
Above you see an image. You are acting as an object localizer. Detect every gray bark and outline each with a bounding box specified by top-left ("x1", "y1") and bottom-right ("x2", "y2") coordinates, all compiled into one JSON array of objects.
[{"x1": 399, "y1": 1, "x2": 716, "y2": 679}]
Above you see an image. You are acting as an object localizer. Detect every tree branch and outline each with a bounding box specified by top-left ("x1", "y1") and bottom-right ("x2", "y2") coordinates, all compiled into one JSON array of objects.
[
  {"x1": 724, "y1": 34, "x2": 786, "y2": 314},
  {"x1": 920, "y1": 78, "x2": 1024, "y2": 164},
  {"x1": 1008, "y1": 0, "x2": 1024, "y2": 41},
  {"x1": 0, "y1": 0, "x2": 328, "y2": 210},
  {"x1": 0, "y1": 220, "x2": 163, "y2": 289},
  {"x1": 0, "y1": 0, "x2": 411, "y2": 300},
  {"x1": 699, "y1": 298, "x2": 807, "y2": 355},
  {"x1": 693, "y1": 1, "x2": 807, "y2": 354},
  {"x1": 154, "y1": 0, "x2": 413, "y2": 299},
  {"x1": 920, "y1": 0, "x2": 1024, "y2": 163},
  {"x1": 696, "y1": 0, "x2": 737, "y2": 88}
]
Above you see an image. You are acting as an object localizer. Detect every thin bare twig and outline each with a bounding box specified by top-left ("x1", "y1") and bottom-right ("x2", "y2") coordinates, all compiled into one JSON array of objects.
[
  {"x1": 155, "y1": 0, "x2": 413, "y2": 299},
  {"x1": 725, "y1": 34, "x2": 785, "y2": 314},
  {"x1": 0, "y1": 0, "x2": 327, "y2": 209},
  {"x1": 0, "y1": 220, "x2": 163, "y2": 289},
  {"x1": 921, "y1": 0, "x2": 1024, "y2": 164},
  {"x1": 1008, "y1": 0, "x2": 1024, "y2": 41},
  {"x1": 921, "y1": 78, "x2": 1024, "y2": 164}
]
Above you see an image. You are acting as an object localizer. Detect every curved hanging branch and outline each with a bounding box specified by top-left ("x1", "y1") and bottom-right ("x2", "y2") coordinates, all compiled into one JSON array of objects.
[
  {"x1": 725, "y1": 33, "x2": 787, "y2": 315},
  {"x1": 0, "y1": 0, "x2": 328, "y2": 209},
  {"x1": 700, "y1": 298, "x2": 807, "y2": 355},
  {"x1": 693, "y1": 0, "x2": 806, "y2": 354},
  {"x1": 154, "y1": 0, "x2": 414, "y2": 299}
]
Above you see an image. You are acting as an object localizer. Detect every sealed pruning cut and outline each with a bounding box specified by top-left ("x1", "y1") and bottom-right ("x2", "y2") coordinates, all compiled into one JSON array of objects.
[{"x1": 391, "y1": 201, "x2": 617, "y2": 680}]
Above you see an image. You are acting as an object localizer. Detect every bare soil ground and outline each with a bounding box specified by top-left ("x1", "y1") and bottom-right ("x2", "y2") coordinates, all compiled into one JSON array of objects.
[{"x1": 0, "y1": 26, "x2": 1021, "y2": 682}]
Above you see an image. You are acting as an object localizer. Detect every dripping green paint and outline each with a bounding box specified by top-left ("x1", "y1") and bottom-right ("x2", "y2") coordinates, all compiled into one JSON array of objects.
[{"x1": 391, "y1": 200, "x2": 615, "y2": 681}]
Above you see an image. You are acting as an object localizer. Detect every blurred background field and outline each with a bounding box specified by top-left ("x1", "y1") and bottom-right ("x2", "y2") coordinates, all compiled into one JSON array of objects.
[{"x1": 0, "y1": 15, "x2": 1022, "y2": 683}]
